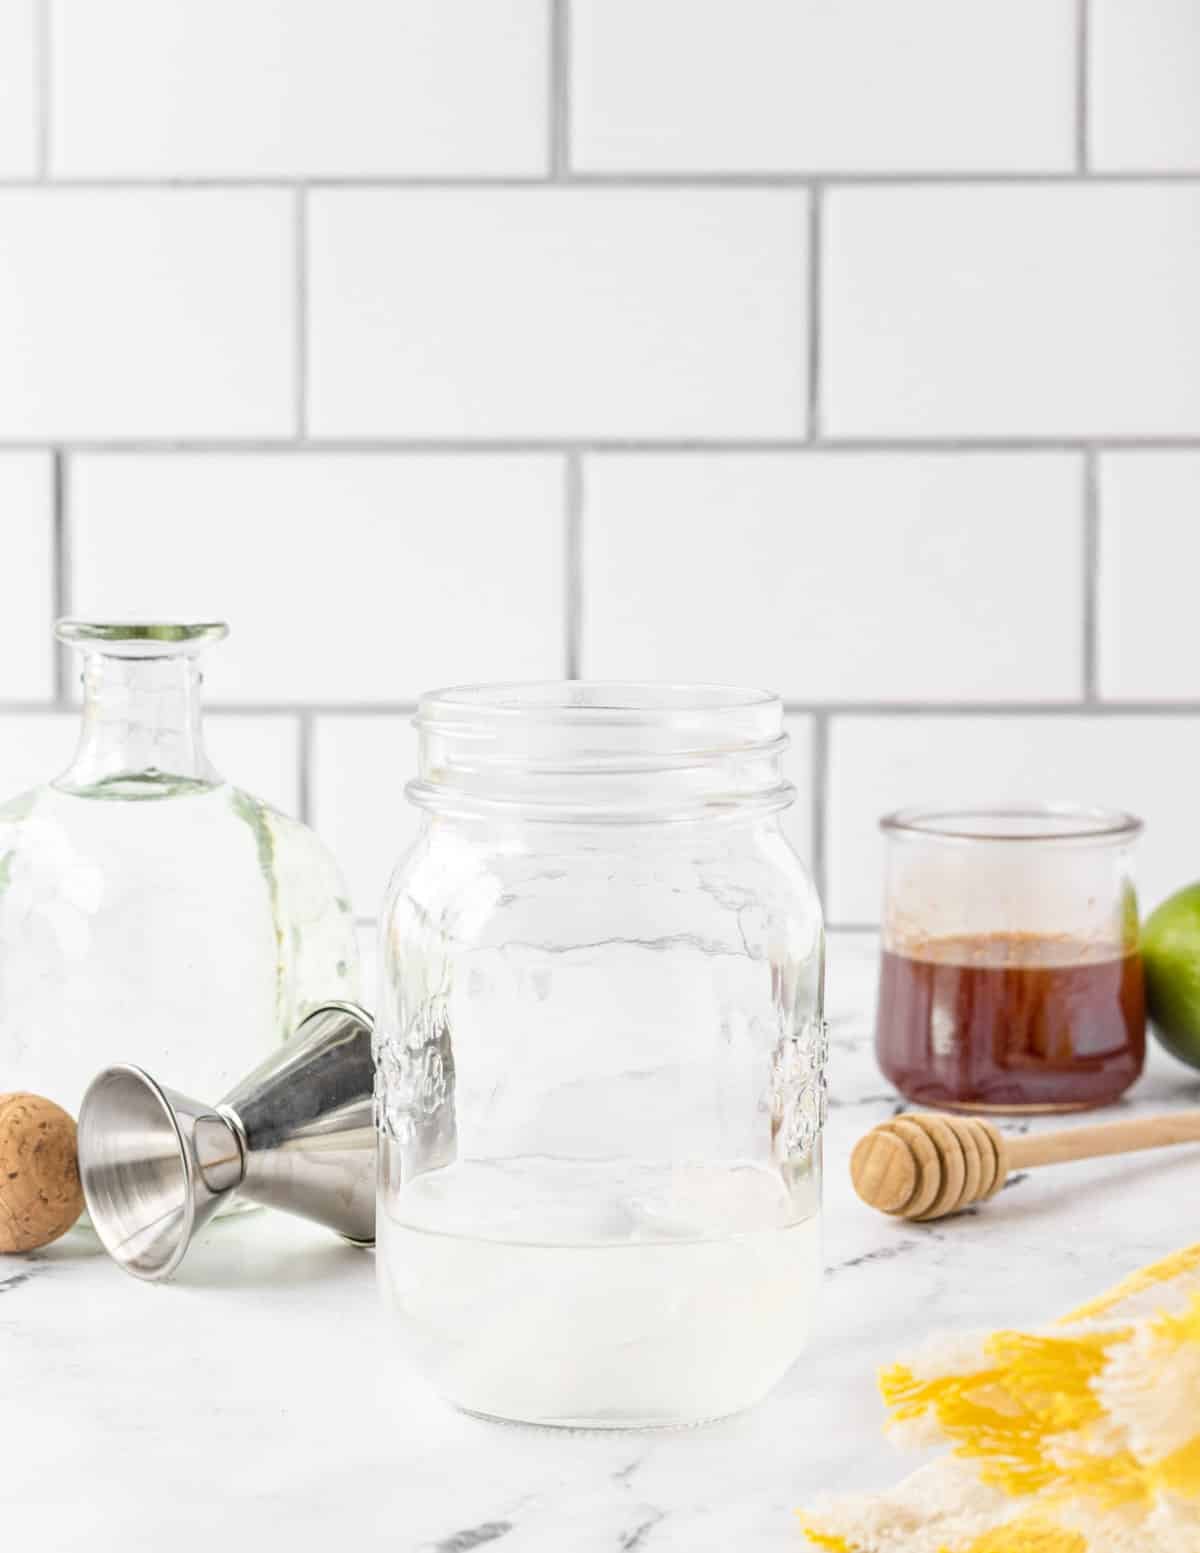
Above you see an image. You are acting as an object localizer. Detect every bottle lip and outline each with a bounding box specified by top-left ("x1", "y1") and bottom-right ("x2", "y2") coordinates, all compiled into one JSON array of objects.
[
  {"x1": 409, "y1": 680, "x2": 795, "y2": 822},
  {"x1": 56, "y1": 620, "x2": 229, "y2": 657},
  {"x1": 880, "y1": 801, "x2": 1143, "y2": 844}
]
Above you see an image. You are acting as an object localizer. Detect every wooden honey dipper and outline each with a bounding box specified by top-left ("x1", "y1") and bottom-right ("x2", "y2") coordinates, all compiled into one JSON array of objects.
[{"x1": 851, "y1": 1108, "x2": 1200, "y2": 1221}]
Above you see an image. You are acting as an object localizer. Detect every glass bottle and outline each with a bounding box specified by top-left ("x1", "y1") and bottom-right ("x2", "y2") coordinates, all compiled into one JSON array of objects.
[
  {"x1": 377, "y1": 682, "x2": 826, "y2": 1428},
  {"x1": 875, "y1": 803, "x2": 1145, "y2": 1113},
  {"x1": 0, "y1": 622, "x2": 358, "y2": 1122}
]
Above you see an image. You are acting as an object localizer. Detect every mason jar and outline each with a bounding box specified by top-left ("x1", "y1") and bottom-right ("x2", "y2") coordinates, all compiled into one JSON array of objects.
[{"x1": 376, "y1": 683, "x2": 826, "y2": 1428}]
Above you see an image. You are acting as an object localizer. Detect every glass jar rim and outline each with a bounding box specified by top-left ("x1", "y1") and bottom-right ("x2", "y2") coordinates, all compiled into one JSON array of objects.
[
  {"x1": 56, "y1": 620, "x2": 229, "y2": 657},
  {"x1": 880, "y1": 802, "x2": 1143, "y2": 843},
  {"x1": 410, "y1": 680, "x2": 793, "y2": 823},
  {"x1": 416, "y1": 680, "x2": 778, "y2": 725}
]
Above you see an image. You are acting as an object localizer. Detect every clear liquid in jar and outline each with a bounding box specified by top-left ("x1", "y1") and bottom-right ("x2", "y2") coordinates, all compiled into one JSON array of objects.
[{"x1": 379, "y1": 1157, "x2": 821, "y2": 1428}]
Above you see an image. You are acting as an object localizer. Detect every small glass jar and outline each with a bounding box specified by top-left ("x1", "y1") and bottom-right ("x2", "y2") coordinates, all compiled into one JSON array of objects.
[
  {"x1": 875, "y1": 804, "x2": 1145, "y2": 1113},
  {"x1": 376, "y1": 683, "x2": 826, "y2": 1428}
]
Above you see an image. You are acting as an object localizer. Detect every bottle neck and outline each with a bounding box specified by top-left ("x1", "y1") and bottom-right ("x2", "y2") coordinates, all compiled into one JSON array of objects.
[{"x1": 56, "y1": 651, "x2": 220, "y2": 798}]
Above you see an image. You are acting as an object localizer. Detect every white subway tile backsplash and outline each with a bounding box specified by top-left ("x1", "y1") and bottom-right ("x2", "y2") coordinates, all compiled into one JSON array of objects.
[
  {"x1": 1091, "y1": 0, "x2": 1200, "y2": 171},
  {"x1": 0, "y1": 0, "x2": 1193, "y2": 948},
  {"x1": 67, "y1": 453, "x2": 566, "y2": 703},
  {"x1": 0, "y1": 712, "x2": 298, "y2": 813},
  {"x1": 828, "y1": 717, "x2": 1200, "y2": 923},
  {"x1": 311, "y1": 716, "x2": 419, "y2": 918},
  {"x1": 1098, "y1": 453, "x2": 1200, "y2": 701},
  {"x1": 311, "y1": 713, "x2": 813, "y2": 919},
  {"x1": 206, "y1": 716, "x2": 301, "y2": 816},
  {"x1": 51, "y1": 0, "x2": 548, "y2": 178},
  {"x1": 0, "y1": 716, "x2": 74, "y2": 797},
  {"x1": 0, "y1": 1, "x2": 37, "y2": 176},
  {"x1": 581, "y1": 454, "x2": 1082, "y2": 701},
  {"x1": 308, "y1": 190, "x2": 809, "y2": 439},
  {"x1": 0, "y1": 454, "x2": 53, "y2": 699},
  {"x1": 572, "y1": 0, "x2": 1074, "y2": 174},
  {"x1": 0, "y1": 192, "x2": 292, "y2": 439},
  {"x1": 824, "y1": 186, "x2": 1200, "y2": 438}
]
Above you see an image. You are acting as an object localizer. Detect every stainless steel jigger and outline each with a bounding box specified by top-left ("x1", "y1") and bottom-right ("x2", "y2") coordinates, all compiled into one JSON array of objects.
[{"x1": 77, "y1": 1001, "x2": 376, "y2": 1281}]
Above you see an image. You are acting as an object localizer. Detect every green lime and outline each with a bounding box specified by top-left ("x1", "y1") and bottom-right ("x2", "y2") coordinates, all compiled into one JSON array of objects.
[{"x1": 1142, "y1": 884, "x2": 1200, "y2": 1071}]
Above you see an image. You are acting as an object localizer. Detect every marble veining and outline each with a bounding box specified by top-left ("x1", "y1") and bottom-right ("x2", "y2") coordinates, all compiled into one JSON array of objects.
[
  {"x1": 435, "y1": 1524, "x2": 514, "y2": 1552},
  {"x1": 4, "y1": 932, "x2": 1200, "y2": 1550}
]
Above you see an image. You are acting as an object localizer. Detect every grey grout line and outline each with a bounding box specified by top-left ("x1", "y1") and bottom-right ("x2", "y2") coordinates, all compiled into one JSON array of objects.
[
  {"x1": 50, "y1": 449, "x2": 68, "y2": 703},
  {"x1": 352, "y1": 916, "x2": 883, "y2": 934},
  {"x1": 0, "y1": 701, "x2": 419, "y2": 717},
  {"x1": 205, "y1": 703, "x2": 419, "y2": 717},
  {"x1": 2, "y1": 698, "x2": 1200, "y2": 718},
  {"x1": 1076, "y1": 0, "x2": 1090, "y2": 174},
  {"x1": 293, "y1": 187, "x2": 309, "y2": 438},
  {"x1": 34, "y1": 0, "x2": 50, "y2": 179},
  {"x1": 550, "y1": 0, "x2": 571, "y2": 179},
  {"x1": 354, "y1": 916, "x2": 884, "y2": 934},
  {"x1": 565, "y1": 451, "x2": 583, "y2": 678},
  {"x1": 4, "y1": 171, "x2": 1200, "y2": 189},
  {"x1": 785, "y1": 701, "x2": 1200, "y2": 716},
  {"x1": 806, "y1": 185, "x2": 822, "y2": 440},
  {"x1": 297, "y1": 711, "x2": 314, "y2": 826},
  {"x1": 4, "y1": 437, "x2": 1200, "y2": 455},
  {"x1": 810, "y1": 713, "x2": 829, "y2": 908},
  {"x1": 1082, "y1": 449, "x2": 1100, "y2": 700}
]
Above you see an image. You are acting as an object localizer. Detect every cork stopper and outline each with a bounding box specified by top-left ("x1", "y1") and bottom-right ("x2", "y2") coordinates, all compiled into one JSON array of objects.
[{"x1": 0, "y1": 1093, "x2": 85, "y2": 1253}]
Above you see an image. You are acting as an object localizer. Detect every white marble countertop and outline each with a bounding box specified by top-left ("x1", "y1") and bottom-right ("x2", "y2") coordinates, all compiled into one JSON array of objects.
[{"x1": 5, "y1": 933, "x2": 1200, "y2": 1552}]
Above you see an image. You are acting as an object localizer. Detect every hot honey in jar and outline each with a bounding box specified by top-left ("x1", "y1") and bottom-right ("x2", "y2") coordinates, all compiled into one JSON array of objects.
[
  {"x1": 876, "y1": 932, "x2": 1144, "y2": 1112},
  {"x1": 876, "y1": 805, "x2": 1146, "y2": 1113}
]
